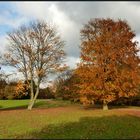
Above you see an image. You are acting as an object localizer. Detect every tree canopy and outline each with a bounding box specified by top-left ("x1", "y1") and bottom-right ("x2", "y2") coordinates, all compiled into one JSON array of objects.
[
  {"x1": 76, "y1": 18, "x2": 140, "y2": 110},
  {"x1": 4, "y1": 20, "x2": 66, "y2": 110}
]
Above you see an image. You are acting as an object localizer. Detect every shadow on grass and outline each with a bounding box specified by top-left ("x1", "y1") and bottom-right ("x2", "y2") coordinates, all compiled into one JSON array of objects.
[
  {"x1": 81, "y1": 104, "x2": 129, "y2": 110},
  {"x1": 16, "y1": 115, "x2": 140, "y2": 139},
  {"x1": 109, "y1": 105, "x2": 129, "y2": 109},
  {"x1": 0, "y1": 104, "x2": 28, "y2": 110}
]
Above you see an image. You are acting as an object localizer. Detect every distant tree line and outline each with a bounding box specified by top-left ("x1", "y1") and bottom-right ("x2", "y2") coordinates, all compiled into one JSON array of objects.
[{"x1": 0, "y1": 74, "x2": 55, "y2": 100}]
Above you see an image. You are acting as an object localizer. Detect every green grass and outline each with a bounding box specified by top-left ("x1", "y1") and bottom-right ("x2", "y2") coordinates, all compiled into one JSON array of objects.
[
  {"x1": 25, "y1": 115, "x2": 140, "y2": 139},
  {"x1": 0, "y1": 99, "x2": 140, "y2": 139},
  {"x1": 0, "y1": 99, "x2": 74, "y2": 110},
  {"x1": 0, "y1": 99, "x2": 29, "y2": 109}
]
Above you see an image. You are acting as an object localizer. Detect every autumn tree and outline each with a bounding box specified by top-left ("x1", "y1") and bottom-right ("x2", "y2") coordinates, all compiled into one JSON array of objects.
[
  {"x1": 54, "y1": 69, "x2": 80, "y2": 102},
  {"x1": 15, "y1": 80, "x2": 30, "y2": 99},
  {"x1": 4, "y1": 20, "x2": 66, "y2": 110},
  {"x1": 0, "y1": 70, "x2": 7, "y2": 99},
  {"x1": 76, "y1": 18, "x2": 140, "y2": 110}
]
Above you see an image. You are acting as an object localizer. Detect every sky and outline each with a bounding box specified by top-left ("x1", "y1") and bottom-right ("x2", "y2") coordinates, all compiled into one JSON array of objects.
[{"x1": 1, "y1": 1, "x2": 140, "y2": 85}]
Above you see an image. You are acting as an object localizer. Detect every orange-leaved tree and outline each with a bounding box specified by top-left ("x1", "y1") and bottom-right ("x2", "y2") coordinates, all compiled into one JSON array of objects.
[
  {"x1": 76, "y1": 18, "x2": 140, "y2": 110},
  {"x1": 54, "y1": 69, "x2": 80, "y2": 101}
]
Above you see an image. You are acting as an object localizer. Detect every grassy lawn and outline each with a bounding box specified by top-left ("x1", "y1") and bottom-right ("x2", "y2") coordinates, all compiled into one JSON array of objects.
[
  {"x1": 0, "y1": 99, "x2": 74, "y2": 110},
  {"x1": 0, "y1": 99, "x2": 140, "y2": 139}
]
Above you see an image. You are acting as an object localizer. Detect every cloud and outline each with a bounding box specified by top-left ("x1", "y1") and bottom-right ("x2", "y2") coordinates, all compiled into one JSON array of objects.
[
  {"x1": 48, "y1": 4, "x2": 80, "y2": 57},
  {"x1": 0, "y1": 16, "x2": 27, "y2": 30},
  {"x1": 66, "y1": 56, "x2": 80, "y2": 69},
  {"x1": 0, "y1": 5, "x2": 28, "y2": 30},
  {"x1": 56, "y1": 2, "x2": 140, "y2": 34},
  {"x1": 14, "y1": 2, "x2": 81, "y2": 58},
  {"x1": 0, "y1": 35, "x2": 8, "y2": 54},
  {"x1": 1, "y1": 1, "x2": 140, "y2": 78},
  {"x1": 12, "y1": 2, "x2": 140, "y2": 56},
  {"x1": 14, "y1": 2, "x2": 51, "y2": 20}
]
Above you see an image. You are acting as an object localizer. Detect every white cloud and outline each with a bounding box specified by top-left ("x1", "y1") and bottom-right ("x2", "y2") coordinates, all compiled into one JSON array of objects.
[
  {"x1": 48, "y1": 4, "x2": 77, "y2": 37},
  {"x1": 14, "y1": 2, "x2": 58, "y2": 21},
  {"x1": 0, "y1": 15, "x2": 27, "y2": 29},
  {"x1": 0, "y1": 35, "x2": 8, "y2": 54},
  {"x1": 106, "y1": 2, "x2": 140, "y2": 34},
  {"x1": 14, "y1": 2, "x2": 80, "y2": 57},
  {"x1": 48, "y1": 4, "x2": 80, "y2": 57},
  {"x1": 66, "y1": 56, "x2": 80, "y2": 69},
  {"x1": 1, "y1": 1, "x2": 140, "y2": 82}
]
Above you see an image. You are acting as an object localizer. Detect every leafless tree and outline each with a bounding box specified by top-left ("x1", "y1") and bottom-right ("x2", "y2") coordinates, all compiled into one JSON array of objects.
[{"x1": 4, "y1": 20, "x2": 66, "y2": 110}]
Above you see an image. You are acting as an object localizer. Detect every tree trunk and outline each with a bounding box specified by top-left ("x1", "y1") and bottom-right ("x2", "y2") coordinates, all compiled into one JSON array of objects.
[
  {"x1": 103, "y1": 100, "x2": 108, "y2": 111},
  {"x1": 27, "y1": 99, "x2": 35, "y2": 110},
  {"x1": 30, "y1": 79, "x2": 34, "y2": 100},
  {"x1": 27, "y1": 85, "x2": 40, "y2": 110}
]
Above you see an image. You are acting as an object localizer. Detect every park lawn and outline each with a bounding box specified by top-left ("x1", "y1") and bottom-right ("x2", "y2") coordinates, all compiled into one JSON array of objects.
[
  {"x1": 0, "y1": 99, "x2": 140, "y2": 139},
  {"x1": 0, "y1": 99, "x2": 74, "y2": 110}
]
